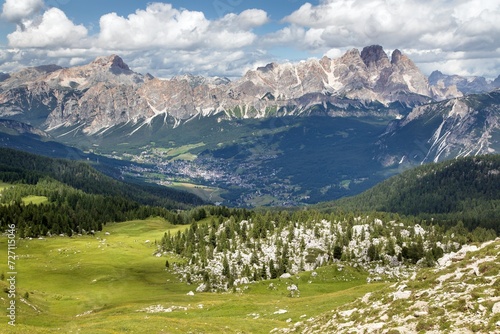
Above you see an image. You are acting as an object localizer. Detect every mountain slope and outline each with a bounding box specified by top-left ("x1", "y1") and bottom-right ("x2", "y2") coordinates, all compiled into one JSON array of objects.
[
  {"x1": 284, "y1": 238, "x2": 500, "y2": 334},
  {"x1": 429, "y1": 70, "x2": 500, "y2": 95},
  {"x1": 0, "y1": 147, "x2": 204, "y2": 208},
  {"x1": 378, "y1": 90, "x2": 500, "y2": 167},
  {"x1": 318, "y1": 155, "x2": 500, "y2": 232}
]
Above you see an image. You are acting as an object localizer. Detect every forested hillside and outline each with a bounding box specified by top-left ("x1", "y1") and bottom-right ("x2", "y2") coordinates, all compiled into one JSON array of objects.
[
  {"x1": 0, "y1": 147, "x2": 204, "y2": 208},
  {"x1": 319, "y1": 155, "x2": 500, "y2": 232}
]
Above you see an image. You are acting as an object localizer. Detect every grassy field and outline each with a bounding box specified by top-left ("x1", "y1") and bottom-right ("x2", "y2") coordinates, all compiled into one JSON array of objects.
[
  {"x1": 21, "y1": 196, "x2": 49, "y2": 205},
  {"x1": 0, "y1": 181, "x2": 11, "y2": 192},
  {"x1": 1, "y1": 182, "x2": 48, "y2": 205},
  {"x1": 0, "y1": 217, "x2": 385, "y2": 333},
  {"x1": 170, "y1": 182, "x2": 225, "y2": 203},
  {"x1": 155, "y1": 142, "x2": 205, "y2": 161}
]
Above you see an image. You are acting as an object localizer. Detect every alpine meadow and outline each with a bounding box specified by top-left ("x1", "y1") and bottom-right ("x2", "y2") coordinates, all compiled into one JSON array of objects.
[{"x1": 1, "y1": 0, "x2": 500, "y2": 333}]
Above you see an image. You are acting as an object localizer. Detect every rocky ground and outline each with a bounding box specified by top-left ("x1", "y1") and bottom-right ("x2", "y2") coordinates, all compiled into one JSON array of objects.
[{"x1": 273, "y1": 238, "x2": 500, "y2": 334}]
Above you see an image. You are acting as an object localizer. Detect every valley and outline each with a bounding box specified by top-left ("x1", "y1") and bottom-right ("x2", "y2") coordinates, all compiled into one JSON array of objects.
[{"x1": 55, "y1": 115, "x2": 393, "y2": 207}]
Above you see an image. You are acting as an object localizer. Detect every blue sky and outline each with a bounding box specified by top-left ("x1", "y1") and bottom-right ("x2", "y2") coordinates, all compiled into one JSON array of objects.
[{"x1": 0, "y1": 0, "x2": 499, "y2": 79}]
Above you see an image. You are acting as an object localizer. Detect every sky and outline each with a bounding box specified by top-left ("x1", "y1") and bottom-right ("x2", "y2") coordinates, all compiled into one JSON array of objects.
[{"x1": 0, "y1": 0, "x2": 499, "y2": 79}]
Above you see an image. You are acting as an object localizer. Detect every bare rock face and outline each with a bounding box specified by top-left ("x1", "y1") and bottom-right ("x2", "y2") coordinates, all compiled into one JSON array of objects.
[
  {"x1": 361, "y1": 44, "x2": 391, "y2": 72},
  {"x1": 385, "y1": 49, "x2": 431, "y2": 97},
  {"x1": 0, "y1": 46, "x2": 435, "y2": 135},
  {"x1": 378, "y1": 90, "x2": 500, "y2": 166}
]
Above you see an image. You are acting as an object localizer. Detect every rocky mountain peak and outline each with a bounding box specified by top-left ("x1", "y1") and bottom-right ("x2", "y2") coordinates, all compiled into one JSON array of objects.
[
  {"x1": 91, "y1": 55, "x2": 130, "y2": 72},
  {"x1": 391, "y1": 49, "x2": 403, "y2": 64},
  {"x1": 429, "y1": 70, "x2": 500, "y2": 97},
  {"x1": 493, "y1": 75, "x2": 500, "y2": 87},
  {"x1": 256, "y1": 62, "x2": 279, "y2": 73},
  {"x1": 390, "y1": 49, "x2": 415, "y2": 69},
  {"x1": 360, "y1": 45, "x2": 390, "y2": 69}
]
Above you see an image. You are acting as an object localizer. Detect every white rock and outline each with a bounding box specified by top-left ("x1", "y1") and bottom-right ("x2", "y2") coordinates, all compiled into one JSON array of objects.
[
  {"x1": 363, "y1": 323, "x2": 385, "y2": 331},
  {"x1": 492, "y1": 302, "x2": 500, "y2": 314},
  {"x1": 186, "y1": 291, "x2": 194, "y2": 296},
  {"x1": 414, "y1": 224, "x2": 426, "y2": 236},
  {"x1": 414, "y1": 311, "x2": 428, "y2": 317},
  {"x1": 339, "y1": 308, "x2": 357, "y2": 317},
  {"x1": 361, "y1": 293, "x2": 371, "y2": 304},
  {"x1": 280, "y1": 273, "x2": 291, "y2": 279},
  {"x1": 393, "y1": 290, "x2": 412, "y2": 300},
  {"x1": 274, "y1": 309, "x2": 288, "y2": 314}
]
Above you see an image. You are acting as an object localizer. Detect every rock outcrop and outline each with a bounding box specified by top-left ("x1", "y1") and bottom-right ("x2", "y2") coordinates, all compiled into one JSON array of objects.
[{"x1": 276, "y1": 238, "x2": 500, "y2": 334}]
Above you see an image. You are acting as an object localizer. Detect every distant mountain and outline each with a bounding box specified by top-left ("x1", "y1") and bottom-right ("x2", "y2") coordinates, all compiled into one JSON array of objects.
[
  {"x1": 0, "y1": 45, "x2": 434, "y2": 136},
  {"x1": 378, "y1": 90, "x2": 500, "y2": 166},
  {"x1": 1, "y1": 46, "x2": 499, "y2": 206},
  {"x1": 0, "y1": 119, "x2": 50, "y2": 138},
  {"x1": 429, "y1": 70, "x2": 500, "y2": 96},
  {"x1": 320, "y1": 155, "x2": 500, "y2": 232}
]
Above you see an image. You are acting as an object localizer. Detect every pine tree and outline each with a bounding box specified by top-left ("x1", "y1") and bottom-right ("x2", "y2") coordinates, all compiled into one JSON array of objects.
[
  {"x1": 261, "y1": 263, "x2": 267, "y2": 280},
  {"x1": 222, "y1": 256, "x2": 230, "y2": 277},
  {"x1": 269, "y1": 259, "x2": 278, "y2": 279}
]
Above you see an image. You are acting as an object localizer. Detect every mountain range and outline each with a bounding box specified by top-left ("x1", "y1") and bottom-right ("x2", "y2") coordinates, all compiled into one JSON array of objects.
[
  {"x1": 0, "y1": 45, "x2": 470, "y2": 135},
  {"x1": 0, "y1": 44, "x2": 499, "y2": 206}
]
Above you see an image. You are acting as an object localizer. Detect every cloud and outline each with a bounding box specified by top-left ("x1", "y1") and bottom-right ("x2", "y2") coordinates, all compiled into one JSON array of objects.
[
  {"x1": 275, "y1": 0, "x2": 500, "y2": 77},
  {"x1": 1, "y1": 0, "x2": 44, "y2": 22},
  {"x1": 0, "y1": 2, "x2": 271, "y2": 77},
  {"x1": 7, "y1": 8, "x2": 88, "y2": 48},
  {"x1": 97, "y1": 3, "x2": 209, "y2": 50},
  {"x1": 283, "y1": 0, "x2": 500, "y2": 51},
  {"x1": 0, "y1": 1, "x2": 498, "y2": 78},
  {"x1": 408, "y1": 48, "x2": 500, "y2": 79},
  {"x1": 216, "y1": 8, "x2": 269, "y2": 30},
  {"x1": 97, "y1": 4, "x2": 268, "y2": 51}
]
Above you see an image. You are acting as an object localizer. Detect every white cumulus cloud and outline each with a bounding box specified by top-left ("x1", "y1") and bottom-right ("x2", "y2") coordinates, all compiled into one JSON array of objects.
[
  {"x1": 7, "y1": 8, "x2": 88, "y2": 48},
  {"x1": 0, "y1": 0, "x2": 498, "y2": 78},
  {"x1": 97, "y1": 4, "x2": 268, "y2": 51},
  {"x1": 0, "y1": 2, "x2": 271, "y2": 77},
  {"x1": 1, "y1": 0, "x2": 44, "y2": 22}
]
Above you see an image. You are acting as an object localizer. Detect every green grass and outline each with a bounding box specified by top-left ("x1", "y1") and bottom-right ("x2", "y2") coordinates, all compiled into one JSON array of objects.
[
  {"x1": 155, "y1": 142, "x2": 205, "y2": 161},
  {"x1": 170, "y1": 182, "x2": 225, "y2": 203},
  {"x1": 1, "y1": 184, "x2": 48, "y2": 205},
  {"x1": 0, "y1": 181, "x2": 11, "y2": 192},
  {"x1": 21, "y1": 196, "x2": 48, "y2": 205},
  {"x1": 0, "y1": 217, "x2": 385, "y2": 333}
]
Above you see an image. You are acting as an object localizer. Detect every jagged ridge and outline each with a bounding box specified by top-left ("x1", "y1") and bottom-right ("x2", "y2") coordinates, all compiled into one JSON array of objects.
[{"x1": 0, "y1": 45, "x2": 442, "y2": 135}]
